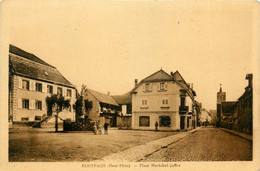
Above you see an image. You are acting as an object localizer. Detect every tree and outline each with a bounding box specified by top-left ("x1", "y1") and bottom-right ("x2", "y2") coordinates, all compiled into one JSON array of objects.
[
  {"x1": 73, "y1": 96, "x2": 93, "y2": 121},
  {"x1": 46, "y1": 94, "x2": 71, "y2": 132},
  {"x1": 73, "y1": 85, "x2": 93, "y2": 121}
]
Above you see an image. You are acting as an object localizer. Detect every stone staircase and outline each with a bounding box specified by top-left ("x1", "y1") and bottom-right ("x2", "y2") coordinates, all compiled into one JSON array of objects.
[{"x1": 32, "y1": 115, "x2": 53, "y2": 128}]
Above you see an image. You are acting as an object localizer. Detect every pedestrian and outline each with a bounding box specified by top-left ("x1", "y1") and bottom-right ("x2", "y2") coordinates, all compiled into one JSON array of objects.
[
  {"x1": 97, "y1": 121, "x2": 102, "y2": 135},
  {"x1": 155, "y1": 121, "x2": 158, "y2": 131},
  {"x1": 104, "y1": 122, "x2": 109, "y2": 135},
  {"x1": 93, "y1": 121, "x2": 97, "y2": 135}
]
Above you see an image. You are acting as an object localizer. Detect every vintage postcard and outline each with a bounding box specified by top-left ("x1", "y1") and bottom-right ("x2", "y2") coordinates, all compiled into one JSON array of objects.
[{"x1": 0, "y1": 0, "x2": 259, "y2": 170}]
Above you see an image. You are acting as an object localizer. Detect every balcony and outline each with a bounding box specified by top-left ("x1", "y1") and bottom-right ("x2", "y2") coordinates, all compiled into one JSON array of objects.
[{"x1": 179, "y1": 106, "x2": 189, "y2": 114}]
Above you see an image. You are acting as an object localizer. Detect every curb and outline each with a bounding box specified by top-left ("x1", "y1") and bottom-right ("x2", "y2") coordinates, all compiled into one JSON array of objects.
[
  {"x1": 219, "y1": 128, "x2": 252, "y2": 142},
  {"x1": 94, "y1": 127, "x2": 201, "y2": 162}
]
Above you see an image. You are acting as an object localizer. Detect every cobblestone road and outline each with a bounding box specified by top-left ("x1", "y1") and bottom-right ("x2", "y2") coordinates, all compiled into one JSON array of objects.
[{"x1": 141, "y1": 127, "x2": 252, "y2": 161}]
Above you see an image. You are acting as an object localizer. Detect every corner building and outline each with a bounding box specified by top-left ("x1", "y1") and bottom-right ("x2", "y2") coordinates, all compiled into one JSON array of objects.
[{"x1": 131, "y1": 69, "x2": 198, "y2": 131}]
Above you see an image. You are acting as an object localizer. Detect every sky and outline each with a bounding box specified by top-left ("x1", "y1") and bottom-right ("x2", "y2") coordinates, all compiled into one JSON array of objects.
[{"x1": 1, "y1": 0, "x2": 258, "y2": 111}]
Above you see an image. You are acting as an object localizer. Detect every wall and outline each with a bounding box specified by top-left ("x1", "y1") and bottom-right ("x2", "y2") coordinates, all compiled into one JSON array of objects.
[
  {"x1": 84, "y1": 90, "x2": 101, "y2": 121},
  {"x1": 132, "y1": 111, "x2": 180, "y2": 131},
  {"x1": 12, "y1": 75, "x2": 76, "y2": 122}
]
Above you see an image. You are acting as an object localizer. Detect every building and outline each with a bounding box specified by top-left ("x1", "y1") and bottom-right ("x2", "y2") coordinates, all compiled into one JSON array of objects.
[
  {"x1": 112, "y1": 92, "x2": 132, "y2": 129},
  {"x1": 200, "y1": 108, "x2": 212, "y2": 126},
  {"x1": 232, "y1": 74, "x2": 253, "y2": 134},
  {"x1": 9, "y1": 45, "x2": 76, "y2": 125},
  {"x1": 216, "y1": 74, "x2": 253, "y2": 134},
  {"x1": 131, "y1": 69, "x2": 198, "y2": 131},
  {"x1": 83, "y1": 88, "x2": 120, "y2": 127},
  {"x1": 216, "y1": 84, "x2": 226, "y2": 127},
  {"x1": 221, "y1": 101, "x2": 237, "y2": 129},
  {"x1": 209, "y1": 109, "x2": 217, "y2": 125}
]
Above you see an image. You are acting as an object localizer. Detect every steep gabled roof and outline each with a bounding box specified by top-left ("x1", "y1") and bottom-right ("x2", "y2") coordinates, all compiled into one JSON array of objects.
[
  {"x1": 142, "y1": 69, "x2": 173, "y2": 83},
  {"x1": 112, "y1": 92, "x2": 131, "y2": 105},
  {"x1": 9, "y1": 44, "x2": 55, "y2": 68},
  {"x1": 87, "y1": 89, "x2": 119, "y2": 106},
  {"x1": 9, "y1": 45, "x2": 75, "y2": 88},
  {"x1": 171, "y1": 70, "x2": 187, "y2": 84},
  {"x1": 131, "y1": 69, "x2": 173, "y2": 92}
]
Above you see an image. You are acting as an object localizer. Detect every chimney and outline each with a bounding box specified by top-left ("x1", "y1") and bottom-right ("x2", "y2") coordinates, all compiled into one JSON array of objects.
[
  {"x1": 246, "y1": 74, "x2": 253, "y2": 88},
  {"x1": 107, "y1": 91, "x2": 110, "y2": 96},
  {"x1": 135, "y1": 79, "x2": 138, "y2": 86},
  {"x1": 190, "y1": 83, "x2": 193, "y2": 89}
]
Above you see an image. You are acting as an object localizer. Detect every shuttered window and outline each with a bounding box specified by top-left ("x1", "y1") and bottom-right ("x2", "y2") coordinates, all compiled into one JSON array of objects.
[
  {"x1": 22, "y1": 99, "x2": 29, "y2": 109},
  {"x1": 22, "y1": 80, "x2": 29, "y2": 90}
]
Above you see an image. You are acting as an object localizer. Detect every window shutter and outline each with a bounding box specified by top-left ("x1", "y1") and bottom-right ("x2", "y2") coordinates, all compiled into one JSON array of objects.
[
  {"x1": 63, "y1": 87, "x2": 66, "y2": 96},
  {"x1": 30, "y1": 100, "x2": 35, "y2": 110},
  {"x1": 157, "y1": 83, "x2": 160, "y2": 91},
  {"x1": 143, "y1": 84, "x2": 145, "y2": 92},
  {"x1": 42, "y1": 83, "x2": 47, "y2": 93},
  {"x1": 30, "y1": 80, "x2": 35, "y2": 91},
  {"x1": 42, "y1": 102, "x2": 45, "y2": 111},
  {"x1": 165, "y1": 83, "x2": 168, "y2": 90},
  {"x1": 53, "y1": 86, "x2": 57, "y2": 94},
  {"x1": 71, "y1": 89, "x2": 75, "y2": 98},
  {"x1": 18, "y1": 78, "x2": 22, "y2": 89},
  {"x1": 149, "y1": 83, "x2": 153, "y2": 91},
  {"x1": 18, "y1": 99, "x2": 22, "y2": 108}
]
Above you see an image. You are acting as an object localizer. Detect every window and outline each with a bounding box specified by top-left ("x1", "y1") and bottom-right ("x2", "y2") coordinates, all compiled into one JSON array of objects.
[
  {"x1": 57, "y1": 87, "x2": 62, "y2": 95},
  {"x1": 139, "y1": 116, "x2": 150, "y2": 127},
  {"x1": 145, "y1": 84, "x2": 150, "y2": 91},
  {"x1": 160, "y1": 83, "x2": 165, "y2": 91},
  {"x1": 35, "y1": 116, "x2": 42, "y2": 121},
  {"x1": 21, "y1": 117, "x2": 29, "y2": 121},
  {"x1": 35, "y1": 101, "x2": 42, "y2": 110},
  {"x1": 159, "y1": 116, "x2": 171, "y2": 127},
  {"x1": 22, "y1": 99, "x2": 29, "y2": 109},
  {"x1": 180, "y1": 96, "x2": 186, "y2": 108},
  {"x1": 36, "y1": 83, "x2": 42, "y2": 92},
  {"x1": 22, "y1": 80, "x2": 29, "y2": 90},
  {"x1": 67, "y1": 89, "x2": 72, "y2": 97},
  {"x1": 142, "y1": 100, "x2": 147, "y2": 106},
  {"x1": 47, "y1": 85, "x2": 53, "y2": 94},
  {"x1": 162, "y1": 99, "x2": 168, "y2": 105}
]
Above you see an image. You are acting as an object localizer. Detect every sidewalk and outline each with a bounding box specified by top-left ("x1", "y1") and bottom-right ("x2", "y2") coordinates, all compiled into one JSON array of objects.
[
  {"x1": 219, "y1": 128, "x2": 252, "y2": 142},
  {"x1": 95, "y1": 127, "x2": 201, "y2": 162}
]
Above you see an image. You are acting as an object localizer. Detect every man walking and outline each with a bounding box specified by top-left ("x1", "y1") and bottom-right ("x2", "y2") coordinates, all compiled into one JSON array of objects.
[{"x1": 155, "y1": 121, "x2": 158, "y2": 131}]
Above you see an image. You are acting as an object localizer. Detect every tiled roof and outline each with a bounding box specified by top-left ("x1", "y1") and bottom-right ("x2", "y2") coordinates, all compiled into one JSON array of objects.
[
  {"x1": 87, "y1": 89, "x2": 119, "y2": 106},
  {"x1": 9, "y1": 45, "x2": 75, "y2": 88},
  {"x1": 112, "y1": 92, "x2": 131, "y2": 105},
  {"x1": 9, "y1": 44, "x2": 55, "y2": 68},
  {"x1": 142, "y1": 69, "x2": 173, "y2": 83}
]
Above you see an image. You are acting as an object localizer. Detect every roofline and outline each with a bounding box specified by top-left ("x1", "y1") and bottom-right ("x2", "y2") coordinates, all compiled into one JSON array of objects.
[
  {"x1": 131, "y1": 69, "x2": 173, "y2": 92},
  {"x1": 172, "y1": 70, "x2": 187, "y2": 84},
  {"x1": 9, "y1": 45, "x2": 56, "y2": 68},
  {"x1": 11, "y1": 72, "x2": 76, "y2": 89},
  {"x1": 87, "y1": 88, "x2": 119, "y2": 106}
]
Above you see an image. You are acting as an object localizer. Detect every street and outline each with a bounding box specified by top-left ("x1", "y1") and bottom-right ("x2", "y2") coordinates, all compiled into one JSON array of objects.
[
  {"x1": 141, "y1": 127, "x2": 252, "y2": 161},
  {"x1": 9, "y1": 126, "x2": 252, "y2": 162}
]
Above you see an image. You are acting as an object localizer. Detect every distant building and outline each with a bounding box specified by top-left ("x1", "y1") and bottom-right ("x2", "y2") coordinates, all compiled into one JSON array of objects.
[
  {"x1": 216, "y1": 84, "x2": 226, "y2": 127},
  {"x1": 200, "y1": 108, "x2": 212, "y2": 126},
  {"x1": 83, "y1": 88, "x2": 120, "y2": 127},
  {"x1": 209, "y1": 109, "x2": 217, "y2": 125},
  {"x1": 216, "y1": 74, "x2": 253, "y2": 134},
  {"x1": 131, "y1": 69, "x2": 198, "y2": 131},
  {"x1": 9, "y1": 45, "x2": 76, "y2": 124}
]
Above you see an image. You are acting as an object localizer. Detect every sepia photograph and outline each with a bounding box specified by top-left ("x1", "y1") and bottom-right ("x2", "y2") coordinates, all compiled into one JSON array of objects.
[{"x1": 0, "y1": 0, "x2": 259, "y2": 170}]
